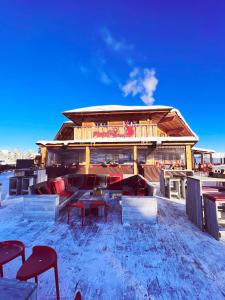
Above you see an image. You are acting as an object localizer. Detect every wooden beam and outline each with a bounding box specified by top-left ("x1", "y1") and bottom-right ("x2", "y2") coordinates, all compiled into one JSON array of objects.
[
  {"x1": 74, "y1": 127, "x2": 76, "y2": 140},
  {"x1": 185, "y1": 145, "x2": 193, "y2": 170},
  {"x1": 166, "y1": 127, "x2": 184, "y2": 134},
  {"x1": 85, "y1": 146, "x2": 90, "y2": 174},
  {"x1": 159, "y1": 116, "x2": 175, "y2": 124},
  {"x1": 133, "y1": 145, "x2": 138, "y2": 175},
  {"x1": 40, "y1": 146, "x2": 47, "y2": 167}
]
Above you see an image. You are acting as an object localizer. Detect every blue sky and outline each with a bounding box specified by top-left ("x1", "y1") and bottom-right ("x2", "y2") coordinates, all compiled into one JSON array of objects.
[{"x1": 0, "y1": 0, "x2": 225, "y2": 151}]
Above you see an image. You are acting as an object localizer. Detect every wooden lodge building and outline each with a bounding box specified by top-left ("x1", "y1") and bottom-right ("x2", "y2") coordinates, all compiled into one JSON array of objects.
[{"x1": 37, "y1": 105, "x2": 199, "y2": 181}]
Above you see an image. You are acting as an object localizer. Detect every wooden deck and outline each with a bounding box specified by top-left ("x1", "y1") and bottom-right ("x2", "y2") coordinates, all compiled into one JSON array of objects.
[{"x1": 1, "y1": 196, "x2": 225, "y2": 299}]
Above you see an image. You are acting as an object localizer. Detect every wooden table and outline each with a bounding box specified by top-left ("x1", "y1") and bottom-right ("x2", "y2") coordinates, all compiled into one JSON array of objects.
[
  {"x1": 0, "y1": 278, "x2": 37, "y2": 299},
  {"x1": 78, "y1": 191, "x2": 110, "y2": 217},
  {"x1": 160, "y1": 169, "x2": 194, "y2": 199}
]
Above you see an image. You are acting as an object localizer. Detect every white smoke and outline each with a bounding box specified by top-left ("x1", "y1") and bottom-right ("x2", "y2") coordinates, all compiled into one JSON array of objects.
[
  {"x1": 101, "y1": 27, "x2": 134, "y2": 52},
  {"x1": 121, "y1": 68, "x2": 158, "y2": 105}
]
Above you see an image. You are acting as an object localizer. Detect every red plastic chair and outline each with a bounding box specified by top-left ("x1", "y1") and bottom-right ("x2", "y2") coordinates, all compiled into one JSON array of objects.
[
  {"x1": 107, "y1": 174, "x2": 123, "y2": 190},
  {"x1": 51, "y1": 179, "x2": 73, "y2": 198},
  {"x1": 89, "y1": 201, "x2": 108, "y2": 223},
  {"x1": 0, "y1": 240, "x2": 25, "y2": 277},
  {"x1": 16, "y1": 245, "x2": 60, "y2": 300},
  {"x1": 74, "y1": 291, "x2": 82, "y2": 300},
  {"x1": 67, "y1": 201, "x2": 85, "y2": 226}
]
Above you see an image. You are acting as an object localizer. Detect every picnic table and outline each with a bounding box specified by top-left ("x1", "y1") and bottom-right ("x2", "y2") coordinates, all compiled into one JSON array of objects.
[
  {"x1": 160, "y1": 169, "x2": 194, "y2": 199},
  {"x1": 77, "y1": 191, "x2": 110, "y2": 216},
  {"x1": 186, "y1": 176, "x2": 225, "y2": 230}
]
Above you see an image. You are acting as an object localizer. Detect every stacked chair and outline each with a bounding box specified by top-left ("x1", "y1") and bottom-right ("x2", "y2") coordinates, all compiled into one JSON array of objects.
[{"x1": 0, "y1": 240, "x2": 60, "y2": 300}]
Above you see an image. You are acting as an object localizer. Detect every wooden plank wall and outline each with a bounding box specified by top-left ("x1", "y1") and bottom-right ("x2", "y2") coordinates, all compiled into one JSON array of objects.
[{"x1": 186, "y1": 177, "x2": 203, "y2": 230}]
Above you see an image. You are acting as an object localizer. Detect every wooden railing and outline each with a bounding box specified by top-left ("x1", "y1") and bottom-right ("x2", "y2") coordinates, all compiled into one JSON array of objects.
[{"x1": 74, "y1": 124, "x2": 158, "y2": 140}]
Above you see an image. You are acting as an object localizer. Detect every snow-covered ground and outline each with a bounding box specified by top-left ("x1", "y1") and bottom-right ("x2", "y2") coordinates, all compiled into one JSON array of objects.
[{"x1": 0, "y1": 172, "x2": 225, "y2": 299}]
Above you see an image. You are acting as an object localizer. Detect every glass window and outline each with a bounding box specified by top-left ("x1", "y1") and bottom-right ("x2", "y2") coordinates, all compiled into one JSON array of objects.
[
  {"x1": 46, "y1": 148, "x2": 85, "y2": 167},
  {"x1": 137, "y1": 146, "x2": 186, "y2": 168},
  {"x1": 90, "y1": 148, "x2": 133, "y2": 164},
  {"x1": 95, "y1": 122, "x2": 107, "y2": 127}
]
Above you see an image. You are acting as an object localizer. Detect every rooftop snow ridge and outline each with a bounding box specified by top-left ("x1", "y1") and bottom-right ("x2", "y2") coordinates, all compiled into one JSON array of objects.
[{"x1": 63, "y1": 105, "x2": 173, "y2": 114}]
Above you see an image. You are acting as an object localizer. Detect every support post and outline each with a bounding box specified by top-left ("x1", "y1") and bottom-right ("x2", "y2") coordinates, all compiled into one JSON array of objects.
[
  {"x1": 85, "y1": 146, "x2": 90, "y2": 174},
  {"x1": 185, "y1": 145, "x2": 192, "y2": 170},
  {"x1": 40, "y1": 147, "x2": 47, "y2": 167},
  {"x1": 192, "y1": 153, "x2": 195, "y2": 170},
  {"x1": 133, "y1": 145, "x2": 138, "y2": 175},
  {"x1": 201, "y1": 153, "x2": 204, "y2": 165},
  {"x1": 209, "y1": 153, "x2": 213, "y2": 164}
]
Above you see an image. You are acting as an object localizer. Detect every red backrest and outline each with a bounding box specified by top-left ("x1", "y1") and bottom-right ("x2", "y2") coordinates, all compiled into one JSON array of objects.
[
  {"x1": 50, "y1": 178, "x2": 65, "y2": 194},
  {"x1": 109, "y1": 174, "x2": 123, "y2": 184},
  {"x1": 107, "y1": 174, "x2": 123, "y2": 189}
]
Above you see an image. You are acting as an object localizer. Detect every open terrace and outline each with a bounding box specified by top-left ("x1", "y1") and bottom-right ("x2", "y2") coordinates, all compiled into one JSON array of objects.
[{"x1": 1, "y1": 172, "x2": 225, "y2": 299}]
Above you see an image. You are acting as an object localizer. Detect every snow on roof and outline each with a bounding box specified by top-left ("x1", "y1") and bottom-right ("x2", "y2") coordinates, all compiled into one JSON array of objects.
[
  {"x1": 192, "y1": 147, "x2": 215, "y2": 153},
  {"x1": 37, "y1": 136, "x2": 198, "y2": 146},
  {"x1": 63, "y1": 105, "x2": 173, "y2": 114}
]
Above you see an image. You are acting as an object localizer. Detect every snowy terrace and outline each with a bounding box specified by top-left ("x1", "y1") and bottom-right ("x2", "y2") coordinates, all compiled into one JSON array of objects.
[{"x1": 1, "y1": 172, "x2": 225, "y2": 299}]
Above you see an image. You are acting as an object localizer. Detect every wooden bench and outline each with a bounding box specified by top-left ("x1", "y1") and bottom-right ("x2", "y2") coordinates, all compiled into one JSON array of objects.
[{"x1": 203, "y1": 193, "x2": 225, "y2": 240}]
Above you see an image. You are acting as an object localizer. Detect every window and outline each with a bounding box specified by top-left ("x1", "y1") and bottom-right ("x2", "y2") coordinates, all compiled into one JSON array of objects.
[
  {"x1": 46, "y1": 148, "x2": 85, "y2": 167},
  {"x1": 90, "y1": 148, "x2": 133, "y2": 164},
  {"x1": 137, "y1": 146, "x2": 186, "y2": 167},
  {"x1": 95, "y1": 122, "x2": 107, "y2": 127},
  {"x1": 124, "y1": 120, "x2": 138, "y2": 126}
]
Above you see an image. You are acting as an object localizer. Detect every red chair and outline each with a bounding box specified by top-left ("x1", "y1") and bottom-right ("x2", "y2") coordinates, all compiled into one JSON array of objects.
[
  {"x1": 74, "y1": 291, "x2": 82, "y2": 300},
  {"x1": 67, "y1": 201, "x2": 85, "y2": 226},
  {"x1": 107, "y1": 174, "x2": 123, "y2": 190},
  {"x1": 16, "y1": 245, "x2": 60, "y2": 300},
  {"x1": 0, "y1": 240, "x2": 25, "y2": 277},
  {"x1": 50, "y1": 178, "x2": 73, "y2": 198},
  {"x1": 89, "y1": 201, "x2": 108, "y2": 223}
]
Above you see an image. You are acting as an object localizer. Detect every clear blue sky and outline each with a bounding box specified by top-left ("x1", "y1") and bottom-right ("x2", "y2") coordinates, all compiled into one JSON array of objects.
[{"x1": 0, "y1": 0, "x2": 225, "y2": 151}]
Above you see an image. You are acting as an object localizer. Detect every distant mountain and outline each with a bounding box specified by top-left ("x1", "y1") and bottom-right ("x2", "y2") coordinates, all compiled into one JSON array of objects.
[{"x1": 0, "y1": 149, "x2": 36, "y2": 165}]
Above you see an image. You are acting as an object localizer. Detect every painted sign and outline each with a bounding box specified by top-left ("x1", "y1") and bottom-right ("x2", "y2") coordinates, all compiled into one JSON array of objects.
[{"x1": 93, "y1": 125, "x2": 135, "y2": 138}]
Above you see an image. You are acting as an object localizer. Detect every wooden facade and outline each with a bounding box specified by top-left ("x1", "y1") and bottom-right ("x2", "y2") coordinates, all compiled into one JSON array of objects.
[{"x1": 37, "y1": 105, "x2": 198, "y2": 181}]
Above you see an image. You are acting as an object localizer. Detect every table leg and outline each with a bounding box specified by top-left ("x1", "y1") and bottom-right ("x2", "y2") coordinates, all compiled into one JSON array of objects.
[{"x1": 0, "y1": 265, "x2": 3, "y2": 277}]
